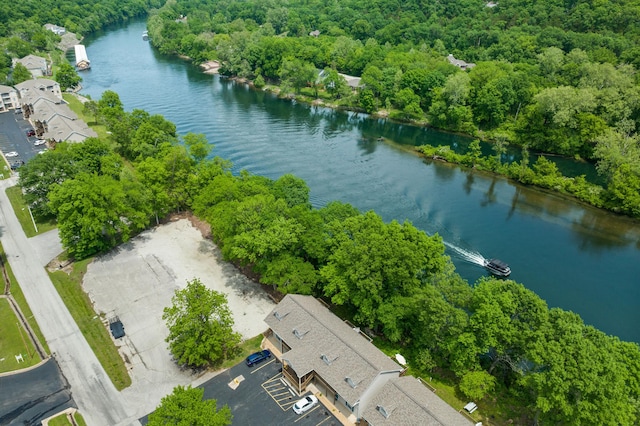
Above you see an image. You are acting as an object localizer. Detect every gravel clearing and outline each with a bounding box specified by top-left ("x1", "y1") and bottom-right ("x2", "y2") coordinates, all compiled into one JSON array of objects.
[{"x1": 82, "y1": 218, "x2": 275, "y2": 421}]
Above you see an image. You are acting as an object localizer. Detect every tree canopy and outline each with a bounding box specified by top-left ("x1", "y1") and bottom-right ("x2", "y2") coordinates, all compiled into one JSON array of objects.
[
  {"x1": 163, "y1": 278, "x2": 241, "y2": 367},
  {"x1": 147, "y1": 385, "x2": 232, "y2": 426}
]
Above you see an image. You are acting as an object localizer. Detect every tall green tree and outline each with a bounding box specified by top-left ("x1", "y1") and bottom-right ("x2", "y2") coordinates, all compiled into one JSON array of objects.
[
  {"x1": 54, "y1": 62, "x2": 81, "y2": 91},
  {"x1": 279, "y1": 57, "x2": 316, "y2": 94},
  {"x1": 321, "y1": 211, "x2": 446, "y2": 328},
  {"x1": 147, "y1": 385, "x2": 232, "y2": 426},
  {"x1": 163, "y1": 278, "x2": 241, "y2": 367},
  {"x1": 48, "y1": 173, "x2": 151, "y2": 259},
  {"x1": 11, "y1": 62, "x2": 32, "y2": 84}
]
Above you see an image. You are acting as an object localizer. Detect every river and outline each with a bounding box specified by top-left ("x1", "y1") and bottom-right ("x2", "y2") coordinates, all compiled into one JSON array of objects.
[{"x1": 77, "y1": 19, "x2": 640, "y2": 343}]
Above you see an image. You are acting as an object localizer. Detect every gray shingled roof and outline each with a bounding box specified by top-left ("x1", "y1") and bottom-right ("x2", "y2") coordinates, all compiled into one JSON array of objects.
[
  {"x1": 44, "y1": 114, "x2": 97, "y2": 142},
  {"x1": 265, "y1": 295, "x2": 402, "y2": 407},
  {"x1": 31, "y1": 100, "x2": 77, "y2": 124},
  {"x1": 16, "y1": 55, "x2": 47, "y2": 71},
  {"x1": 361, "y1": 376, "x2": 472, "y2": 426}
]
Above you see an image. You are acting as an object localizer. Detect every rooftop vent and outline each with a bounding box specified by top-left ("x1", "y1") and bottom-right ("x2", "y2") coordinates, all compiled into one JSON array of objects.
[
  {"x1": 345, "y1": 376, "x2": 361, "y2": 388},
  {"x1": 321, "y1": 354, "x2": 339, "y2": 365},
  {"x1": 377, "y1": 405, "x2": 392, "y2": 419},
  {"x1": 274, "y1": 311, "x2": 289, "y2": 321},
  {"x1": 293, "y1": 328, "x2": 308, "y2": 339}
]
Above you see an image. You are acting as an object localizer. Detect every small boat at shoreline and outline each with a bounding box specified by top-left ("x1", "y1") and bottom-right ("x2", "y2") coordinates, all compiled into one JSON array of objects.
[
  {"x1": 142, "y1": 31, "x2": 149, "y2": 41},
  {"x1": 484, "y1": 258, "x2": 511, "y2": 277}
]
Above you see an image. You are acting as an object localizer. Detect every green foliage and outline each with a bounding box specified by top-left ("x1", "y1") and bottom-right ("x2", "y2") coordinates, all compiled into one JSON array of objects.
[
  {"x1": 321, "y1": 211, "x2": 446, "y2": 328},
  {"x1": 11, "y1": 63, "x2": 31, "y2": 84},
  {"x1": 54, "y1": 62, "x2": 81, "y2": 91},
  {"x1": 148, "y1": 385, "x2": 232, "y2": 426},
  {"x1": 253, "y1": 74, "x2": 265, "y2": 88},
  {"x1": 459, "y1": 370, "x2": 497, "y2": 401},
  {"x1": 163, "y1": 279, "x2": 241, "y2": 368},
  {"x1": 48, "y1": 172, "x2": 151, "y2": 259}
]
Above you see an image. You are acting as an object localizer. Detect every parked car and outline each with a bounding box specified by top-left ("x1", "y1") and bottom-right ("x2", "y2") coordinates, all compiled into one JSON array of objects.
[
  {"x1": 245, "y1": 349, "x2": 272, "y2": 366},
  {"x1": 34, "y1": 139, "x2": 47, "y2": 146},
  {"x1": 26, "y1": 129, "x2": 35, "y2": 137},
  {"x1": 292, "y1": 395, "x2": 319, "y2": 415},
  {"x1": 5, "y1": 151, "x2": 19, "y2": 157}
]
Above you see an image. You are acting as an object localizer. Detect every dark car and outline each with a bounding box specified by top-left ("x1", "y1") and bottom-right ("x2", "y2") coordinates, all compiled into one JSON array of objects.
[
  {"x1": 245, "y1": 349, "x2": 271, "y2": 366},
  {"x1": 26, "y1": 129, "x2": 35, "y2": 137}
]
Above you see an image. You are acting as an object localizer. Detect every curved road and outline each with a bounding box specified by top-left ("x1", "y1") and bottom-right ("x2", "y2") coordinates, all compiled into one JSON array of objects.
[{"x1": 0, "y1": 177, "x2": 135, "y2": 425}]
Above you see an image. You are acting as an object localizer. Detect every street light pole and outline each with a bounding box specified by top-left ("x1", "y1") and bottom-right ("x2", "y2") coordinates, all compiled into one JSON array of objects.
[{"x1": 27, "y1": 206, "x2": 37, "y2": 233}]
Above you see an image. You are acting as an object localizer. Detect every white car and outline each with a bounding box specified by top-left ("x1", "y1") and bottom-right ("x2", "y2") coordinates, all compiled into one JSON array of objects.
[
  {"x1": 5, "y1": 151, "x2": 18, "y2": 157},
  {"x1": 292, "y1": 395, "x2": 318, "y2": 415},
  {"x1": 34, "y1": 139, "x2": 47, "y2": 146}
]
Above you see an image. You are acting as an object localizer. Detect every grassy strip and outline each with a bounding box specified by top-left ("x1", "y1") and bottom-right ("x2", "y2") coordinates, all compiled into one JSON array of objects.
[
  {"x1": 49, "y1": 258, "x2": 131, "y2": 390},
  {"x1": 0, "y1": 298, "x2": 39, "y2": 373},
  {"x1": 0, "y1": 163, "x2": 10, "y2": 180},
  {"x1": 46, "y1": 410, "x2": 88, "y2": 426},
  {"x1": 0, "y1": 242, "x2": 50, "y2": 356},
  {"x1": 62, "y1": 93, "x2": 109, "y2": 140},
  {"x1": 5, "y1": 186, "x2": 57, "y2": 237},
  {"x1": 48, "y1": 413, "x2": 72, "y2": 426},
  {"x1": 74, "y1": 411, "x2": 88, "y2": 426},
  {"x1": 220, "y1": 334, "x2": 264, "y2": 369}
]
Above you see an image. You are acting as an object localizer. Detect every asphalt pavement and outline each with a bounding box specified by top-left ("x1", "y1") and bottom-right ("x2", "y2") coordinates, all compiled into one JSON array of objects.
[
  {"x1": 0, "y1": 111, "x2": 46, "y2": 169},
  {"x1": 0, "y1": 358, "x2": 74, "y2": 425},
  {"x1": 141, "y1": 359, "x2": 341, "y2": 426}
]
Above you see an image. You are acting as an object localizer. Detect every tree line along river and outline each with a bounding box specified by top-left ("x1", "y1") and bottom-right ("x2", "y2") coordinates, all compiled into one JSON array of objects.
[{"x1": 77, "y1": 19, "x2": 640, "y2": 343}]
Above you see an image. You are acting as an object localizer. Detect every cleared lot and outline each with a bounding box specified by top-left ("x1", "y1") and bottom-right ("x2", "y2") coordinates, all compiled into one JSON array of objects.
[{"x1": 82, "y1": 218, "x2": 276, "y2": 420}]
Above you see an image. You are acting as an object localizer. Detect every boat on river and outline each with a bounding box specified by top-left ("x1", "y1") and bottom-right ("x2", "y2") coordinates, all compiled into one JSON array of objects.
[
  {"x1": 484, "y1": 258, "x2": 511, "y2": 277},
  {"x1": 142, "y1": 31, "x2": 149, "y2": 41}
]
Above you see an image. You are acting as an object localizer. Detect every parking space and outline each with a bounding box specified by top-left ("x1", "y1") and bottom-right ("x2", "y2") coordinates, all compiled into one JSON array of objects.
[
  {"x1": 201, "y1": 360, "x2": 340, "y2": 426},
  {"x1": 140, "y1": 359, "x2": 341, "y2": 425},
  {"x1": 0, "y1": 111, "x2": 46, "y2": 169}
]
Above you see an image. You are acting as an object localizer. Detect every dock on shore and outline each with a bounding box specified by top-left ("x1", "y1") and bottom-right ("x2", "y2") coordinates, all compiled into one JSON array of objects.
[{"x1": 74, "y1": 44, "x2": 90, "y2": 70}]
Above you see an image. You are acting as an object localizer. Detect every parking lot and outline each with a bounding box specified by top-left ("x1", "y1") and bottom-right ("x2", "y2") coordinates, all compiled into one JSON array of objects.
[
  {"x1": 141, "y1": 359, "x2": 341, "y2": 425},
  {"x1": 0, "y1": 111, "x2": 47, "y2": 169}
]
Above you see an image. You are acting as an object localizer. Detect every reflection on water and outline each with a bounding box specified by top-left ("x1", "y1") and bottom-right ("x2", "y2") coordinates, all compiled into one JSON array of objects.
[{"x1": 80, "y1": 19, "x2": 640, "y2": 342}]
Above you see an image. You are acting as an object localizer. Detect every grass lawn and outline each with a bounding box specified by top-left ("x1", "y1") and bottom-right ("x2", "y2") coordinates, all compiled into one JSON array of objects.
[
  {"x1": 47, "y1": 411, "x2": 87, "y2": 426},
  {"x1": 62, "y1": 93, "x2": 109, "y2": 140},
  {"x1": 220, "y1": 334, "x2": 264, "y2": 369},
  {"x1": 49, "y1": 259, "x2": 132, "y2": 390},
  {"x1": 5, "y1": 186, "x2": 57, "y2": 237},
  {"x1": 0, "y1": 242, "x2": 50, "y2": 356},
  {"x1": 0, "y1": 163, "x2": 10, "y2": 179},
  {"x1": 0, "y1": 298, "x2": 40, "y2": 373}
]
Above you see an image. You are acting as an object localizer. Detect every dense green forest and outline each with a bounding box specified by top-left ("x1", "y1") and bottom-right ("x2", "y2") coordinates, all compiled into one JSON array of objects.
[
  {"x1": 0, "y1": 0, "x2": 162, "y2": 82},
  {"x1": 145, "y1": 0, "x2": 640, "y2": 217},
  {"x1": 18, "y1": 91, "x2": 640, "y2": 424}
]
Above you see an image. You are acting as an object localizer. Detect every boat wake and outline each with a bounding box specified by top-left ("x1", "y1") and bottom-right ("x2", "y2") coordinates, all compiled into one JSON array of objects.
[{"x1": 444, "y1": 242, "x2": 486, "y2": 266}]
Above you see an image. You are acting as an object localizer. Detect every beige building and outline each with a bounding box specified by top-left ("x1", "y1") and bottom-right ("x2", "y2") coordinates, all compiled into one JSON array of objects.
[
  {"x1": 264, "y1": 295, "x2": 472, "y2": 425},
  {"x1": 15, "y1": 79, "x2": 96, "y2": 143},
  {"x1": 360, "y1": 376, "x2": 472, "y2": 425},
  {"x1": 0, "y1": 85, "x2": 20, "y2": 111},
  {"x1": 14, "y1": 54, "x2": 49, "y2": 78}
]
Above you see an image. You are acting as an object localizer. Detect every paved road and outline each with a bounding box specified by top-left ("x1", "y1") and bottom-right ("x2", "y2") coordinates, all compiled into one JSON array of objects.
[
  {"x1": 0, "y1": 358, "x2": 74, "y2": 425},
  {"x1": 0, "y1": 176, "x2": 135, "y2": 425}
]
